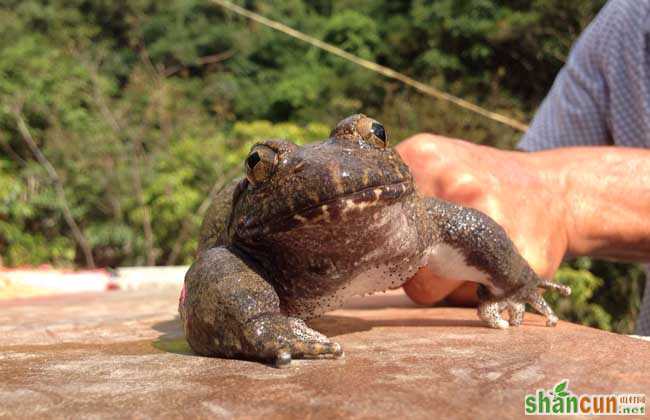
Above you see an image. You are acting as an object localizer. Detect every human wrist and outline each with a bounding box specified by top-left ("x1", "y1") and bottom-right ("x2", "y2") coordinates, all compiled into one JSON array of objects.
[
  {"x1": 523, "y1": 147, "x2": 650, "y2": 261},
  {"x1": 520, "y1": 150, "x2": 575, "y2": 256}
]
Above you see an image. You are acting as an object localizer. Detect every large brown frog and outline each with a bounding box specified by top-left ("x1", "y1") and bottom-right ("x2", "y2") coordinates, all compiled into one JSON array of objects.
[{"x1": 179, "y1": 114, "x2": 570, "y2": 367}]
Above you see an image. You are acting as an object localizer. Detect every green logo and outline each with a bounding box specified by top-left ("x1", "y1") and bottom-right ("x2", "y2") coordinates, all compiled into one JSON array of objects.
[{"x1": 524, "y1": 380, "x2": 646, "y2": 416}]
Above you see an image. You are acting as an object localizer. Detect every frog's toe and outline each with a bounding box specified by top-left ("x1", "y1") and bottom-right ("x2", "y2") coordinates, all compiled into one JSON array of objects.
[
  {"x1": 332, "y1": 342, "x2": 344, "y2": 357},
  {"x1": 539, "y1": 279, "x2": 571, "y2": 296},
  {"x1": 477, "y1": 300, "x2": 509, "y2": 329},
  {"x1": 482, "y1": 317, "x2": 510, "y2": 329},
  {"x1": 287, "y1": 318, "x2": 344, "y2": 357},
  {"x1": 275, "y1": 349, "x2": 293, "y2": 368},
  {"x1": 291, "y1": 340, "x2": 344, "y2": 359},
  {"x1": 274, "y1": 340, "x2": 343, "y2": 367},
  {"x1": 524, "y1": 289, "x2": 560, "y2": 327},
  {"x1": 507, "y1": 302, "x2": 525, "y2": 327},
  {"x1": 494, "y1": 319, "x2": 510, "y2": 329},
  {"x1": 545, "y1": 315, "x2": 559, "y2": 327}
]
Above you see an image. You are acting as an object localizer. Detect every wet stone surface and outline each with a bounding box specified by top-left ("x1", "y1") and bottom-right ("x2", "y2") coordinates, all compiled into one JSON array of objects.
[{"x1": 1, "y1": 288, "x2": 648, "y2": 419}]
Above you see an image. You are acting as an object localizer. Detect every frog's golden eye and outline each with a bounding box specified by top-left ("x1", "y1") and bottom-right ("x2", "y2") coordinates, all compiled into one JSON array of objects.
[
  {"x1": 245, "y1": 145, "x2": 277, "y2": 185},
  {"x1": 357, "y1": 117, "x2": 388, "y2": 149}
]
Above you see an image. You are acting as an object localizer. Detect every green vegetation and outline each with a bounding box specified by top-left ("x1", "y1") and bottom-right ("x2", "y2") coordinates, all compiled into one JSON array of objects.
[{"x1": 0, "y1": 0, "x2": 643, "y2": 333}]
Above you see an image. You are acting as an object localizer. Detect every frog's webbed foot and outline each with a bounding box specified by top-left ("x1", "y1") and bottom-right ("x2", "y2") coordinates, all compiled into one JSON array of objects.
[{"x1": 244, "y1": 314, "x2": 343, "y2": 368}]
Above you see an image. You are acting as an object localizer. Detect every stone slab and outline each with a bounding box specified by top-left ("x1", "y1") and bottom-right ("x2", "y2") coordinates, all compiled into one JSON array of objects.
[
  {"x1": 0, "y1": 266, "x2": 188, "y2": 300},
  {"x1": 0, "y1": 269, "x2": 111, "y2": 299},
  {"x1": 1, "y1": 288, "x2": 648, "y2": 419}
]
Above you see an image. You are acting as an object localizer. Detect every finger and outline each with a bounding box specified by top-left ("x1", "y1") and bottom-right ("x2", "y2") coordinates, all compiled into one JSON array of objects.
[
  {"x1": 402, "y1": 267, "x2": 465, "y2": 305},
  {"x1": 446, "y1": 281, "x2": 480, "y2": 306}
]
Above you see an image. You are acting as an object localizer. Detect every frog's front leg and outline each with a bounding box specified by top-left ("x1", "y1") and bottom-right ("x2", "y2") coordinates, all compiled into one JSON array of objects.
[
  {"x1": 422, "y1": 199, "x2": 571, "y2": 328},
  {"x1": 179, "y1": 247, "x2": 343, "y2": 367}
]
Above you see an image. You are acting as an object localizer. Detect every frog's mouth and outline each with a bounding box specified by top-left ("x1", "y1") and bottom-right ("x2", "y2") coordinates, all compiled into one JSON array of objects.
[{"x1": 247, "y1": 180, "x2": 413, "y2": 234}]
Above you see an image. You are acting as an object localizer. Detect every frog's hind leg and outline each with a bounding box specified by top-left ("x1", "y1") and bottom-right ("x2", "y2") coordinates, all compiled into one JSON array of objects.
[{"x1": 538, "y1": 279, "x2": 571, "y2": 296}]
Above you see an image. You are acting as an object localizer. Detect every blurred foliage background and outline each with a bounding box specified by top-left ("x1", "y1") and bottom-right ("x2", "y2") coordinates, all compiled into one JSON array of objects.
[{"x1": 0, "y1": 0, "x2": 644, "y2": 333}]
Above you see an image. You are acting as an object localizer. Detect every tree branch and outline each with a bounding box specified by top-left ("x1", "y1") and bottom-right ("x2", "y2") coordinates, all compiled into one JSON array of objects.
[
  {"x1": 163, "y1": 50, "x2": 235, "y2": 77},
  {"x1": 85, "y1": 61, "x2": 158, "y2": 266},
  {"x1": 165, "y1": 165, "x2": 240, "y2": 265},
  {"x1": 12, "y1": 109, "x2": 96, "y2": 268}
]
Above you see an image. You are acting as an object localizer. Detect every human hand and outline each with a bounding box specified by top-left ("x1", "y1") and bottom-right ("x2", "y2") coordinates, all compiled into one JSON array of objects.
[{"x1": 396, "y1": 134, "x2": 570, "y2": 306}]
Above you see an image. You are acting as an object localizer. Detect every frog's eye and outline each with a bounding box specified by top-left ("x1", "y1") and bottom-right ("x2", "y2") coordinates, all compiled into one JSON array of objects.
[
  {"x1": 358, "y1": 117, "x2": 388, "y2": 149},
  {"x1": 370, "y1": 122, "x2": 387, "y2": 145},
  {"x1": 245, "y1": 145, "x2": 277, "y2": 185}
]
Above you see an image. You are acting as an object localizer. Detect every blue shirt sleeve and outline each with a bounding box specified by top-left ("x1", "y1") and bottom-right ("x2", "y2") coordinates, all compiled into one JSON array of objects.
[{"x1": 519, "y1": 0, "x2": 650, "y2": 151}]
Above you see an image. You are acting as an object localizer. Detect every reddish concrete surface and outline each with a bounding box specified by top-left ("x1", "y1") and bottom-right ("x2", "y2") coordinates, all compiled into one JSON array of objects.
[{"x1": 1, "y1": 288, "x2": 648, "y2": 419}]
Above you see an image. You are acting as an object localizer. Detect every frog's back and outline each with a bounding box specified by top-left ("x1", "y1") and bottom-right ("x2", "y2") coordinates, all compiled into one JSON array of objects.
[{"x1": 197, "y1": 178, "x2": 241, "y2": 254}]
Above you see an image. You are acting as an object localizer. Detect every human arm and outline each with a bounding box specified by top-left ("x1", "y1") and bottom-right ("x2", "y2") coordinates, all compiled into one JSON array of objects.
[
  {"x1": 400, "y1": 0, "x2": 650, "y2": 305},
  {"x1": 397, "y1": 136, "x2": 650, "y2": 305},
  {"x1": 530, "y1": 146, "x2": 650, "y2": 261}
]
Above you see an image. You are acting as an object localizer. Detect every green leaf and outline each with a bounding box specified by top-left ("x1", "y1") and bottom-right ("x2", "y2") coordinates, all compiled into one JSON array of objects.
[{"x1": 554, "y1": 381, "x2": 568, "y2": 395}]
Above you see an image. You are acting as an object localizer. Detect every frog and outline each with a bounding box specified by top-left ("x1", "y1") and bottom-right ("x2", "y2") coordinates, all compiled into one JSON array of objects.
[{"x1": 179, "y1": 114, "x2": 571, "y2": 367}]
